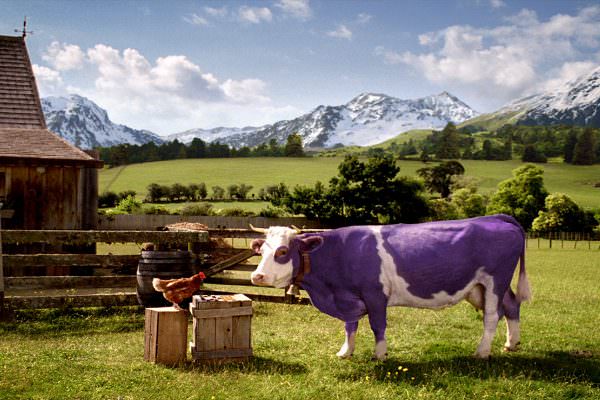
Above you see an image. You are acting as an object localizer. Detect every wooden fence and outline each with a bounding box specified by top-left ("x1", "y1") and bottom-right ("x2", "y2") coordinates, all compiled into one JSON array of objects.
[
  {"x1": 0, "y1": 228, "x2": 310, "y2": 314},
  {"x1": 526, "y1": 232, "x2": 600, "y2": 250}
]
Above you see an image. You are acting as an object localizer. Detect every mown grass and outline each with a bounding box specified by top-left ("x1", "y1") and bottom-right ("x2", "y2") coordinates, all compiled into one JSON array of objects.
[
  {"x1": 1, "y1": 248, "x2": 599, "y2": 399},
  {"x1": 99, "y1": 158, "x2": 600, "y2": 209}
]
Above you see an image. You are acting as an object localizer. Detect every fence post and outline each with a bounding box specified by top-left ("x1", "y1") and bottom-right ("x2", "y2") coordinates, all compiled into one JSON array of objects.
[{"x1": 0, "y1": 212, "x2": 4, "y2": 319}]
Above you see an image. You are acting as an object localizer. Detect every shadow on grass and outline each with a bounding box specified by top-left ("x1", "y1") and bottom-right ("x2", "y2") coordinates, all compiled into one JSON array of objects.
[
  {"x1": 336, "y1": 352, "x2": 600, "y2": 387},
  {"x1": 179, "y1": 356, "x2": 308, "y2": 376}
]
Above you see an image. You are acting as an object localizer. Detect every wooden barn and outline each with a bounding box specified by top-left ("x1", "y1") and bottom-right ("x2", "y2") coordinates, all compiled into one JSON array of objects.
[{"x1": 0, "y1": 34, "x2": 102, "y2": 230}]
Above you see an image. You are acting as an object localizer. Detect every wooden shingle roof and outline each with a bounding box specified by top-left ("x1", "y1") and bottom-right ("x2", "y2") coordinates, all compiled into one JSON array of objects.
[
  {"x1": 0, "y1": 128, "x2": 102, "y2": 167},
  {"x1": 0, "y1": 35, "x2": 46, "y2": 128},
  {"x1": 0, "y1": 35, "x2": 101, "y2": 167}
]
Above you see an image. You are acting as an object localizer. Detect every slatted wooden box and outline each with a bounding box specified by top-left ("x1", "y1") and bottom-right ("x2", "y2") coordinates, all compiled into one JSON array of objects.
[
  {"x1": 144, "y1": 306, "x2": 188, "y2": 366},
  {"x1": 189, "y1": 294, "x2": 253, "y2": 363}
]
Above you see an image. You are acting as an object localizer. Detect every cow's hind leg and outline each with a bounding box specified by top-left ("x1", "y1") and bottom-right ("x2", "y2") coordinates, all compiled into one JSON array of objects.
[
  {"x1": 475, "y1": 284, "x2": 501, "y2": 359},
  {"x1": 502, "y1": 289, "x2": 521, "y2": 352},
  {"x1": 337, "y1": 321, "x2": 358, "y2": 358}
]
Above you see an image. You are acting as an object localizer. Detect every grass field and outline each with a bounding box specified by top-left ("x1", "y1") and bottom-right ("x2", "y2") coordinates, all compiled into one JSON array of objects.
[
  {"x1": 1, "y1": 248, "x2": 598, "y2": 399},
  {"x1": 99, "y1": 158, "x2": 600, "y2": 210}
]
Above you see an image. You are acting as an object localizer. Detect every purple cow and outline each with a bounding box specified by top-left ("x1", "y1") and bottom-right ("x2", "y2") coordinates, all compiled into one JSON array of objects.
[{"x1": 250, "y1": 214, "x2": 531, "y2": 360}]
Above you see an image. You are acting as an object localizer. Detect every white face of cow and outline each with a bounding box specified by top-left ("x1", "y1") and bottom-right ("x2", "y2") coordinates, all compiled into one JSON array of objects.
[{"x1": 250, "y1": 227, "x2": 297, "y2": 288}]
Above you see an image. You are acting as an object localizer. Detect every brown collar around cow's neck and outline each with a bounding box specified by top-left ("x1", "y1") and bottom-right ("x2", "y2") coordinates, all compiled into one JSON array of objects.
[{"x1": 287, "y1": 251, "x2": 311, "y2": 296}]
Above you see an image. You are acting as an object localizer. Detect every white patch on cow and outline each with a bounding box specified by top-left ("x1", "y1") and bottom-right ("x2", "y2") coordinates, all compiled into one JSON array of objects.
[
  {"x1": 250, "y1": 227, "x2": 296, "y2": 288},
  {"x1": 504, "y1": 318, "x2": 520, "y2": 351},
  {"x1": 372, "y1": 226, "x2": 494, "y2": 309},
  {"x1": 336, "y1": 331, "x2": 356, "y2": 358}
]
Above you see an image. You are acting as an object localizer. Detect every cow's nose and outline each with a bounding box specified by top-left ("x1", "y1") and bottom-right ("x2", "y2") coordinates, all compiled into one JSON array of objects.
[{"x1": 251, "y1": 272, "x2": 266, "y2": 285}]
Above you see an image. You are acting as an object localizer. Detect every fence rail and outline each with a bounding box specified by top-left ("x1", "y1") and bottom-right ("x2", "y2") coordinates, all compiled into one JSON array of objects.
[{"x1": 0, "y1": 227, "x2": 309, "y2": 314}]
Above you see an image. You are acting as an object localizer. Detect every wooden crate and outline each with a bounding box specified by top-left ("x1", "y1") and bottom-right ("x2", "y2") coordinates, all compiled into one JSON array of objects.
[
  {"x1": 190, "y1": 294, "x2": 252, "y2": 362},
  {"x1": 144, "y1": 307, "x2": 188, "y2": 366}
]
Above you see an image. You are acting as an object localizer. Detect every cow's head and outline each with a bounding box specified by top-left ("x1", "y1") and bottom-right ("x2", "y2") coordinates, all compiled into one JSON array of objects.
[{"x1": 250, "y1": 226, "x2": 323, "y2": 288}]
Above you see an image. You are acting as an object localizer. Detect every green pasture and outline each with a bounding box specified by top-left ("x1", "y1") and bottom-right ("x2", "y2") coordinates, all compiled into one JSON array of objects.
[
  {"x1": 1, "y1": 248, "x2": 599, "y2": 399},
  {"x1": 99, "y1": 158, "x2": 600, "y2": 209}
]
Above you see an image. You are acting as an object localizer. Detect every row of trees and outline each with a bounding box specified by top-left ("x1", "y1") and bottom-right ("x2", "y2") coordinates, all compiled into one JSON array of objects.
[
  {"x1": 266, "y1": 154, "x2": 599, "y2": 233},
  {"x1": 99, "y1": 134, "x2": 305, "y2": 167},
  {"x1": 407, "y1": 123, "x2": 600, "y2": 164}
]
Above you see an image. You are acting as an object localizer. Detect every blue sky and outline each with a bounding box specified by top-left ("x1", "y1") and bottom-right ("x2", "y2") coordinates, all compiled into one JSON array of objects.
[{"x1": 2, "y1": 0, "x2": 600, "y2": 135}]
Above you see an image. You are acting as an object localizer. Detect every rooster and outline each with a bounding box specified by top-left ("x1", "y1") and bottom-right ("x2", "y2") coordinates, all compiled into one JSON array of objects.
[{"x1": 152, "y1": 272, "x2": 206, "y2": 310}]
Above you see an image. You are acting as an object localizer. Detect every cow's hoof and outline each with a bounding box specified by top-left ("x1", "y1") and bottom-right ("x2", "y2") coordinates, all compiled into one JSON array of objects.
[
  {"x1": 336, "y1": 352, "x2": 353, "y2": 359},
  {"x1": 371, "y1": 353, "x2": 388, "y2": 361},
  {"x1": 503, "y1": 344, "x2": 520, "y2": 353},
  {"x1": 473, "y1": 351, "x2": 491, "y2": 360}
]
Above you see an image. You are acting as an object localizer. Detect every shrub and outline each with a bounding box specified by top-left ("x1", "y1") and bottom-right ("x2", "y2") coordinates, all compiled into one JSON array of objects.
[
  {"x1": 99, "y1": 191, "x2": 119, "y2": 208},
  {"x1": 115, "y1": 194, "x2": 142, "y2": 214},
  {"x1": 258, "y1": 206, "x2": 291, "y2": 218},
  {"x1": 219, "y1": 207, "x2": 256, "y2": 217},
  {"x1": 117, "y1": 190, "x2": 137, "y2": 201},
  {"x1": 143, "y1": 205, "x2": 170, "y2": 215},
  {"x1": 180, "y1": 203, "x2": 215, "y2": 216}
]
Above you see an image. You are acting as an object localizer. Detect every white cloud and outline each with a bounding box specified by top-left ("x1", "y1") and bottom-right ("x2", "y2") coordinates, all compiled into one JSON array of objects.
[
  {"x1": 32, "y1": 64, "x2": 63, "y2": 94},
  {"x1": 204, "y1": 6, "x2": 228, "y2": 18},
  {"x1": 68, "y1": 43, "x2": 297, "y2": 134},
  {"x1": 327, "y1": 24, "x2": 352, "y2": 40},
  {"x1": 490, "y1": 0, "x2": 506, "y2": 9},
  {"x1": 357, "y1": 13, "x2": 373, "y2": 24},
  {"x1": 275, "y1": 0, "x2": 312, "y2": 20},
  {"x1": 541, "y1": 61, "x2": 598, "y2": 91},
  {"x1": 42, "y1": 41, "x2": 85, "y2": 71},
  {"x1": 183, "y1": 13, "x2": 209, "y2": 26},
  {"x1": 238, "y1": 6, "x2": 273, "y2": 24},
  {"x1": 379, "y1": 6, "x2": 600, "y2": 108}
]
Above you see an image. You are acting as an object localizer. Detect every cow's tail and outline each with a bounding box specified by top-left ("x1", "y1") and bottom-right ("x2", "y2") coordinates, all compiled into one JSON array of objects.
[{"x1": 516, "y1": 243, "x2": 532, "y2": 303}]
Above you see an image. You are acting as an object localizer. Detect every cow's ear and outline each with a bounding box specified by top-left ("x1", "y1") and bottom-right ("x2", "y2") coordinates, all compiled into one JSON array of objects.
[
  {"x1": 300, "y1": 236, "x2": 324, "y2": 253},
  {"x1": 251, "y1": 239, "x2": 265, "y2": 255}
]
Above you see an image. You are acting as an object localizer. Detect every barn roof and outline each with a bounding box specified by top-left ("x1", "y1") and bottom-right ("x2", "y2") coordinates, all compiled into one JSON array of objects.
[
  {"x1": 0, "y1": 35, "x2": 101, "y2": 167},
  {"x1": 0, "y1": 128, "x2": 102, "y2": 167}
]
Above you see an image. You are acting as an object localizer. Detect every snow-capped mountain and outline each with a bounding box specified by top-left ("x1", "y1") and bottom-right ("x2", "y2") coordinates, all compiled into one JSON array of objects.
[
  {"x1": 465, "y1": 66, "x2": 600, "y2": 129},
  {"x1": 42, "y1": 95, "x2": 163, "y2": 149},
  {"x1": 168, "y1": 92, "x2": 478, "y2": 148}
]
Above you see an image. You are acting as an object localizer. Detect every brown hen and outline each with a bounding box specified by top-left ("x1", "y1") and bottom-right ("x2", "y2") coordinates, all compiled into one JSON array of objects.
[{"x1": 152, "y1": 272, "x2": 206, "y2": 309}]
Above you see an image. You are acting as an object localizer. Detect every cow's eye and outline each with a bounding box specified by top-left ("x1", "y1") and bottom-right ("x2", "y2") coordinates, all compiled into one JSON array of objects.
[{"x1": 275, "y1": 248, "x2": 288, "y2": 258}]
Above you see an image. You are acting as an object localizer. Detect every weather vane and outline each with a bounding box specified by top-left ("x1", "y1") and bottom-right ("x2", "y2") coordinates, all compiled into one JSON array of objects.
[{"x1": 15, "y1": 16, "x2": 33, "y2": 39}]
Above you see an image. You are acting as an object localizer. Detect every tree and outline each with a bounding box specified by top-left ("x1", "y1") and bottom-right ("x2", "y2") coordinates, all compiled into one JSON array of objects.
[
  {"x1": 486, "y1": 164, "x2": 549, "y2": 229},
  {"x1": 281, "y1": 154, "x2": 430, "y2": 224},
  {"x1": 435, "y1": 122, "x2": 461, "y2": 159},
  {"x1": 521, "y1": 145, "x2": 547, "y2": 163},
  {"x1": 284, "y1": 133, "x2": 304, "y2": 157},
  {"x1": 450, "y1": 188, "x2": 486, "y2": 218},
  {"x1": 563, "y1": 129, "x2": 578, "y2": 163},
  {"x1": 145, "y1": 183, "x2": 164, "y2": 203},
  {"x1": 417, "y1": 161, "x2": 465, "y2": 198},
  {"x1": 212, "y1": 186, "x2": 225, "y2": 200},
  {"x1": 532, "y1": 193, "x2": 597, "y2": 233},
  {"x1": 227, "y1": 184, "x2": 240, "y2": 200},
  {"x1": 572, "y1": 128, "x2": 597, "y2": 165},
  {"x1": 237, "y1": 183, "x2": 253, "y2": 200}
]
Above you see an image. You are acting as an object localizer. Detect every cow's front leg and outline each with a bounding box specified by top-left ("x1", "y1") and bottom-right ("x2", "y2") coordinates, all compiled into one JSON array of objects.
[
  {"x1": 336, "y1": 321, "x2": 358, "y2": 358},
  {"x1": 366, "y1": 300, "x2": 388, "y2": 360}
]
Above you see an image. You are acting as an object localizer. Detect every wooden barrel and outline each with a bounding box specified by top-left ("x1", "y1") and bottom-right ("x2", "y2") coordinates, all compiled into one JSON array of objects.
[{"x1": 136, "y1": 250, "x2": 195, "y2": 307}]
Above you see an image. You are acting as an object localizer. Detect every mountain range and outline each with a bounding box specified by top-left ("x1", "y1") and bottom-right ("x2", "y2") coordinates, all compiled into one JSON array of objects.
[
  {"x1": 167, "y1": 91, "x2": 478, "y2": 148},
  {"x1": 41, "y1": 95, "x2": 163, "y2": 149},
  {"x1": 463, "y1": 66, "x2": 600, "y2": 130},
  {"x1": 41, "y1": 66, "x2": 600, "y2": 150}
]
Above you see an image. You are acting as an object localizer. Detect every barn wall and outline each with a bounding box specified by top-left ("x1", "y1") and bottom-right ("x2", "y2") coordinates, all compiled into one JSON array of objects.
[{"x1": 1, "y1": 164, "x2": 84, "y2": 230}]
